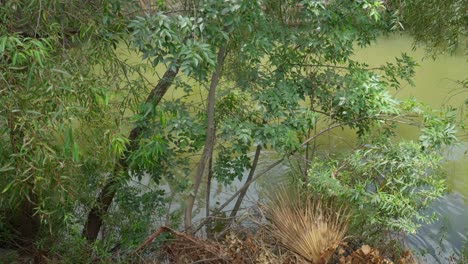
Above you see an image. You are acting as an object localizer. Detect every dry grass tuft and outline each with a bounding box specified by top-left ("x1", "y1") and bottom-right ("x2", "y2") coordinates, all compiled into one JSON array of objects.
[{"x1": 265, "y1": 185, "x2": 350, "y2": 264}]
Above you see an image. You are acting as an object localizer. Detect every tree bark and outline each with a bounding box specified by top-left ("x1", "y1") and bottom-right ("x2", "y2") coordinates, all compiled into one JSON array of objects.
[
  {"x1": 205, "y1": 154, "x2": 213, "y2": 238},
  {"x1": 229, "y1": 145, "x2": 261, "y2": 218},
  {"x1": 17, "y1": 191, "x2": 40, "y2": 248},
  {"x1": 83, "y1": 66, "x2": 179, "y2": 242},
  {"x1": 304, "y1": 93, "x2": 315, "y2": 183},
  {"x1": 184, "y1": 46, "x2": 226, "y2": 233}
]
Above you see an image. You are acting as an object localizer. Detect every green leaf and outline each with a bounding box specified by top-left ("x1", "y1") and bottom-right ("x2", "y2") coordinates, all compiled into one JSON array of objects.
[
  {"x1": 2, "y1": 180, "x2": 15, "y2": 194},
  {"x1": 72, "y1": 142, "x2": 79, "y2": 162},
  {"x1": 0, "y1": 166, "x2": 14, "y2": 172},
  {"x1": 0, "y1": 36, "x2": 7, "y2": 55}
]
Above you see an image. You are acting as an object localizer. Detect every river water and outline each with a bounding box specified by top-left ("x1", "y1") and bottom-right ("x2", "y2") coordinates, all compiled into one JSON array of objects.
[
  {"x1": 125, "y1": 35, "x2": 467, "y2": 262},
  {"x1": 347, "y1": 35, "x2": 467, "y2": 263},
  {"x1": 287, "y1": 36, "x2": 468, "y2": 262},
  {"x1": 216, "y1": 36, "x2": 467, "y2": 262}
]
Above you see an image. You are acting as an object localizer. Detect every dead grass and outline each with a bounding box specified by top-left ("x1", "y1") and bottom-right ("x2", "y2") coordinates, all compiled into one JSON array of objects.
[
  {"x1": 265, "y1": 185, "x2": 350, "y2": 264},
  {"x1": 132, "y1": 226, "x2": 299, "y2": 264}
]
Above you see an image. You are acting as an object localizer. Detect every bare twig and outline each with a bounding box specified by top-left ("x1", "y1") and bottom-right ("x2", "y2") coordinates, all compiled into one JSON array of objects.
[
  {"x1": 230, "y1": 145, "x2": 262, "y2": 218},
  {"x1": 131, "y1": 226, "x2": 171, "y2": 255},
  {"x1": 291, "y1": 63, "x2": 382, "y2": 71}
]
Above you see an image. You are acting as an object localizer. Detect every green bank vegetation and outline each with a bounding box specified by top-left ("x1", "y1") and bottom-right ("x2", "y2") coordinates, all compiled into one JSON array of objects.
[{"x1": 0, "y1": 0, "x2": 466, "y2": 263}]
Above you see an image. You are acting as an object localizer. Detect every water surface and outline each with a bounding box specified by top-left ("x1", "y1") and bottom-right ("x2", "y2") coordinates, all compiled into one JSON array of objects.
[{"x1": 125, "y1": 34, "x2": 467, "y2": 262}]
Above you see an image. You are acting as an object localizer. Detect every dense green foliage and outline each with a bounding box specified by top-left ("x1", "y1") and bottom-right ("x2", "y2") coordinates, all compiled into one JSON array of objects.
[
  {"x1": 387, "y1": 0, "x2": 467, "y2": 54},
  {"x1": 0, "y1": 0, "x2": 466, "y2": 262}
]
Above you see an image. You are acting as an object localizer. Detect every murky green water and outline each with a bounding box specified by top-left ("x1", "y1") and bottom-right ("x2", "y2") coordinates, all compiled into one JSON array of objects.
[
  {"x1": 120, "y1": 36, "x2": 467, "y2": 189},
  {"x1": 123, "y1": 34, "x2": 467, "y2": 261},
  {"x1": 353, "y1": 35, "x2": 467, "y2": 199},
  {"x1": 228, "y1": 35, "x2": 468, "y2": 261},
  {"x1": 353, "y1": 35, "x2": 467, "y2": 262}
]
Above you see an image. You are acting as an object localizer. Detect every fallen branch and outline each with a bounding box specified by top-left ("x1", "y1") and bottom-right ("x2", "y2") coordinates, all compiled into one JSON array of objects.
[
  {"x1": 130, "y1": 226, "x2": 172, "y2": 255},
  {"x1": 131, "y1": 225, "x2": 215, "y2": 256}
]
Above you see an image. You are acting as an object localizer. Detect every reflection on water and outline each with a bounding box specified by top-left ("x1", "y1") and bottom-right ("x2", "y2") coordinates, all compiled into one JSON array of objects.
[
  {"x1": 444, "y1": 143, "x2": 468, "y2": 202},
  {"x1": 406, "y1": 192, "x2": 467, "y2": 263}
]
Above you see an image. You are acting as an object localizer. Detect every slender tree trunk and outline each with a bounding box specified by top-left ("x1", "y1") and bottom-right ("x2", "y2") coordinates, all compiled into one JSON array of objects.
[
  {"x1": 304, "y1": 127, "x2": 311, "y2": 181},
  {"x1": 195, "y1": 158, "x2": 285, "y2": 234},
  {"x1": 184, "y1": 46, "x2": 226, "y2": 233},
  {"x1": 18, "y1": 191, "x2": 40, "y2": 247},
  {"x1": 215, "y1": 145, "x2": 261, "y2": 239},
  {"x1": 205, "y1": 154, "x2": 213, "y2": 238},
  {"x1": 83, "y1": 66, "x2": 179, "y2": 242},
  {"x1": 230, "y1": 145, "x2": 261, "y2": 218},
  {"x1": 206, "y1": 155, "x2": 213, "y2": 219},
  {"x1": 304, "y1": 92, "x2": 316, "y2": 184}
]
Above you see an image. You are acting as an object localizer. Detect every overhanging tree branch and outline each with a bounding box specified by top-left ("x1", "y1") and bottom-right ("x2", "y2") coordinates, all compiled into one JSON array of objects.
[{"x1": 83, "y1": 65, "x2": 180, "y2": 242}]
